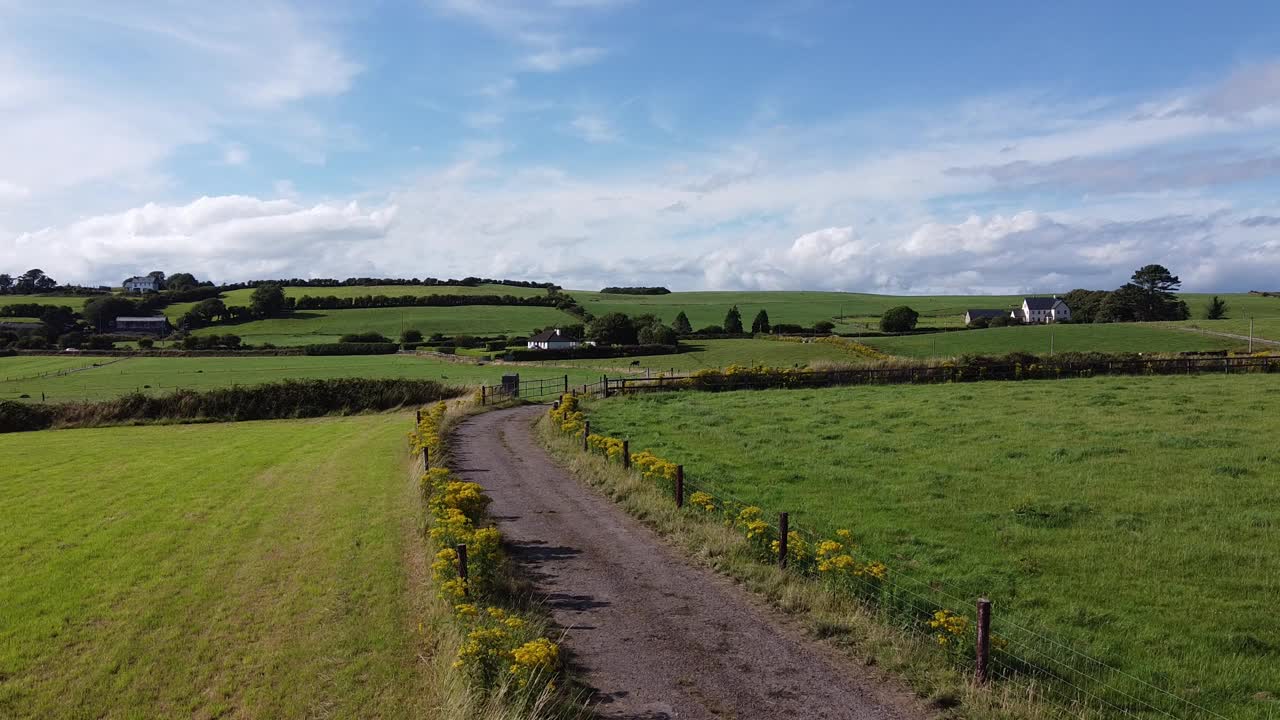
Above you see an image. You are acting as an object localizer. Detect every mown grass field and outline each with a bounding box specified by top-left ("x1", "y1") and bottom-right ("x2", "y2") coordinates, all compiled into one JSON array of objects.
[
  {"x1": 0, "y1": 295, "x2": 96, "y2": 311},
  {"x1": 0, "y1": 355, "x2": 605, "y2": 403},
  {"x1": 189, "y1": 305, "x2": 575, "y2": 346},
  {"x1": 551, "y1": 338, "x2": 854, "y2": 373},
  {"x1": 861, "y1": 322, "x2": 1244, "y2": 358},
  {"x1": 0, "y1": 414, "x2": 436, "y2": 718},
  {"x1": 164, "y1": 282, "x2": 547, "y2": 319},
  {"x1": 585, "y1": 376, "x2": 1280, "y2": 719}
]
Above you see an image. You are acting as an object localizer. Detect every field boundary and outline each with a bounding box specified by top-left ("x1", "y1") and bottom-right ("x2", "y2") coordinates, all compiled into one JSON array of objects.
[
  {"x1": 568, "y1": 353, "x2": 1280, "y2": 398},
  {"x1": 546, "y1": 394, "x2": 1232, "y2": 720}
]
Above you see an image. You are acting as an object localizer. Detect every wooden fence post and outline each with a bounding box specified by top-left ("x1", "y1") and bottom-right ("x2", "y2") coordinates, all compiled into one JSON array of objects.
[
  {"x1": 778, "y1": 512, "x2": 789, "y2": 569},
  {"x1": 564, "y1": 375, "x2": 569, "y2": 394},
  {"x1": 481, "y1": 385, "x2": 487, "y2": 406},
  {"x1": 623, "y1": 440, "x2": 630, "y2": 469},
  {"x1": 583, "y1": 421, "x2": 590, "y2": 451},
  {"x1": 976, "y1": 598, "x2": 992, "y2": 684},
  {"x1": 457, "y1": 543, "x2": 469, "y2": 597},
  {"x1": 675, "y1": 465, "x2": 684, "y2": 508},
  {"x1": 423, "y1": 447, "x2": 429, "y2": 471},
  {"x1": 416, "y1": 409, "x2": 422, "y2": 425}
]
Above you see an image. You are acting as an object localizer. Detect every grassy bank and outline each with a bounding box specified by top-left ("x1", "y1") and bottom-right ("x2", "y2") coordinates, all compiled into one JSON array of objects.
[
  {"x1": 580, "y1": 376, "x2": 1280, "y2": 719},
  {"x1": 0, "y1": 414, "x2": 436, "y2": 718}
]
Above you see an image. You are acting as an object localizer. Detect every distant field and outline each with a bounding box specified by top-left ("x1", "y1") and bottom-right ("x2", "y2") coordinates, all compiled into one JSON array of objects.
[
  {"x1": 0, "y1": 414, "x2": 436, "y2": 718},
  {"x1": 165, "y1": 283, "x2": 546, "y2": 318},
  {"x1": 0, "y1": 356, "x2": 111, "y2": 382},
  {"x1": 571, "y1": 290, "x2": 1026, "y2": 331},
  {"x1": 585, "y1": 376, "x2": 1280, "y2": 719},
  {"x1": 0, "y1": 355, "x2": 603, "y2": 403},
  {"x1": 861, "y1": 322, "x2": 1243, "y2": 358},
  {"x1": 0, "y1": 295, "x2": 95, "y2": 311},
  {"x1": 189, "y1": 305, "x2": 574, "y2": 346},
  {"x1": 553, "y1": 338, "x2": 854, "y2": 373}
]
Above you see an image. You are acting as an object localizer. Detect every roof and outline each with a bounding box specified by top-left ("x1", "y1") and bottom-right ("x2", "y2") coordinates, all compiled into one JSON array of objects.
[
  {"x1": 115, "y1": 316, "x2": 170, "y2": 323},
  {"x1": 965, "y1": 309, "x2": 1008, "y2": 318},
  {"x1": 1023, "y1": 297, "x2": 1063, "y2": 310},
  {"x1": 124, "y1": 276, "x2": 158, "y2": 284},
  {"x1": 529, "y1": 328, "x2": 576, "y2": 342}
]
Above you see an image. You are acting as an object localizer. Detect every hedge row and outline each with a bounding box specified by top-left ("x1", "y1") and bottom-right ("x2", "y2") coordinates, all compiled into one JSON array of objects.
[
  {"x1": 504, "y1": 343, "x2": 679, "y2": 361},
  {"x1": 302, "y1": 342, "x2": 400, "y2": 356},
  {"x1": 293, "y1": 293, "x2": 559, "y2": 310},
  {"x1": 0, "y1": 378, "x2": 461, "y2": 433}
]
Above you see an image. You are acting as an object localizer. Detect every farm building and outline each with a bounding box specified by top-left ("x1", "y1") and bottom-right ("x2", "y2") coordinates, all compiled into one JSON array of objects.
[
  {"x1": 1018, "y1": 297, "x2": 1071, "y2": 324},
  {"x1": 122, "y1": 275, "x2": 162, "y2": 293},
  {"x1": 527, "y1": 328, "x2": 582, "y2": 350},
  {"x1": 964, "y1": 309, "x2": 1009, "y2": 325},
  {"x1": 113, "y1": 316, "x2": 172, "y2": 335}
]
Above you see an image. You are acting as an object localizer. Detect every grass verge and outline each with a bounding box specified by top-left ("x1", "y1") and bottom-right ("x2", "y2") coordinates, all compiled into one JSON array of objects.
[{"x1": 534, "y1": 410, "x2": 1061, "y2": 720}]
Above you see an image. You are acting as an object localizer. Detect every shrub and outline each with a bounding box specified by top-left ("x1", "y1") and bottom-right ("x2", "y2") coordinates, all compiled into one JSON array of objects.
[
  {"x1": 400, "y1": 328, "x2": 424, "y2": 344},
  {"x1": 339, "y1": 331, "x2": 394, "y2": 344},
  {"x1": 879, "y1": 306, "x2": 919, "y2": 332},
  {"x1": 0, "y1": 401, "x2": 55, "y2": 433},
  {"x1": 303, "y1": 342, "x2": 399, "y2": 356}
]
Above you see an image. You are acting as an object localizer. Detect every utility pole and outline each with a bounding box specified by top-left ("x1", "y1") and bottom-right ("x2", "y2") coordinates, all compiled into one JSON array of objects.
[
  {"x1": 1050, "y1": 328, "x2": 1054, "y2": 356},
  {"x1": 1249, "y1": 316, "x2": 1254, "y2": 354}
]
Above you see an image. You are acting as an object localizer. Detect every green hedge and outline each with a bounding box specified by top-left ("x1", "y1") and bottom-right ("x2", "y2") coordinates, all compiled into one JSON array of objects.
[
  {"x1": 302, "y1": 342, "x2": 400, "y2": 356},
  {"x1": 1, "y1": 378, "x2": 461, "y2": 433}
]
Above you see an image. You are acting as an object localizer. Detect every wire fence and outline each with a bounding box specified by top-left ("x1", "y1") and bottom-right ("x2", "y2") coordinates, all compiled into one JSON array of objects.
[{"x1": 551, "y1": 397, "x2": 1237, "y2": 720}]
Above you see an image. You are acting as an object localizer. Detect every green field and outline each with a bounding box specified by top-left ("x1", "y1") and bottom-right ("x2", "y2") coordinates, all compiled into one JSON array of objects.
[
  {"x1": 190, "y1": 305, "x2": 575, "y2": 346},
  {"x1": 0, "y1": 295, "x2": 95, "y2": 311},
  {"x1": 165, "y1": 283, "x2": 547, "y2": 318},
  {"x1": 0, "y1": 355, "x2": 606, "y2": 403},
  {"x1": 585, "y1": 377, "x2": 1280, "y2": 718},
  {"x1": 861, "y1": 322, "x2": 1245, "y2": 358},
  {"x1": 552, "y1": 338, "x2": 855, "y2": 373},
  {"x1": 0, "y1": 414, "x2": 435, "y2": 718},
  {"x1": 572, "y1": 290, "x2": 1026, "y2": 331}
]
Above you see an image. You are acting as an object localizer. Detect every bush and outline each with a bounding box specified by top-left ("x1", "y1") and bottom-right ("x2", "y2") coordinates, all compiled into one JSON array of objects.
[
  {"x1": 400, "y1": 328, "x2": 424, "y2": 344},
  {"x1": 303, "y1": 342, "x2": 400, "y2": 356},
  {"x1": 0, "y1": 379, "x2": 460, "y2": 433},
  {"x1": 879, "y1": 306, "x2": 919, "y2": 333},
  {"x1": 137, "y1": 338, "x2": 154, "y2": 349},
  {"x1": 339, "y1": 331, "x2": 393, "y2": 344},
  {"x1": 0, "y1": 401, "x2": 55, "y2": 433}
]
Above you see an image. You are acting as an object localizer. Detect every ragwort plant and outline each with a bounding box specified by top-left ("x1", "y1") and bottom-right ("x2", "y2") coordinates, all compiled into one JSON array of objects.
[{"x1": 410, "y1": 402, "x2": 562, "y2": 701}]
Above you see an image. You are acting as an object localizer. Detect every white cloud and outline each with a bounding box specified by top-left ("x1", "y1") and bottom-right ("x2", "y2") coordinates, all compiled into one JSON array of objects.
[
  {"x1": 569, "y1": 113, "x2": 618, "y2": 143},
  {"x1": 522, "y1": 46, "x2": 606, "y2": 72},
  {"x1": 222, "y1": 144, "x2": 250, "y2": 166}
]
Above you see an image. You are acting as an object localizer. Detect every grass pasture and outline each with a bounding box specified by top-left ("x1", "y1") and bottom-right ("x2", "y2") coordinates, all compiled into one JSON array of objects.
[
  {"x1": 861, "y1": 322, "x2": 1244, "y2": 358},
  {"x1": 585, "y1": 376, "x2": 1280, "y2": 719},
  {"x1": 0, "y1": 355, "x2": 605, "y2": 403},
  {"x1": 551, "y1": 338, "x2": 855, "y2": 373},
  {"x1": 0, "y1": 295, "x2": 95, "y2": 311},
  {"x1": 189, "y1": 305, "x2": 575, "y2": 346},
  {"x1": 0, "y1": 414, "x2": 434, "y2": 718},
  {"x1": 164, "y1": 283, "x2": 548, "y2": 319}
]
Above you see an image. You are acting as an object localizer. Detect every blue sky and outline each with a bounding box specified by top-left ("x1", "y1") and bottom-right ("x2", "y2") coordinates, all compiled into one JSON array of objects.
[{"x1": 3, "y1": 0, "x2": 1280, "y2": 293}]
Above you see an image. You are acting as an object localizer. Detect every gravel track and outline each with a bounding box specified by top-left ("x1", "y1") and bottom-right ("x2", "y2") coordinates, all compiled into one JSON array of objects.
[{"x1": 451, "y1": 405, "x2": 926, "y2": 720}]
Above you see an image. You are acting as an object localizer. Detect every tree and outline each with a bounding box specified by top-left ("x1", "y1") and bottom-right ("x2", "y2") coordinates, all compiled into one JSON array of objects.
[
  {"x1": 137, "y1": 337, "x2": 154, "y2": 349},
  {"x1": 191, "y1": 298, "x2": 227, "y2": 324},
  {"x1": 83, "y1": 296, "x2": 138, "y2": 331},
  {"x1": 165, "y1": 272, "x2": 199, "y2": 292},
  {"x1": 750, "y1": 309, "x2": 771, "y2": 334},
  {"x1": 1205, "y1": 296, "x2": 1227, "y2": 320},
  {"x1": 39, "y1": 306, "x2": 76, "y2": 339},
  {"x1": 147, "y1": 271, "x2": 167, "y2": 287},
  {"x1": 1096, "y1": 284, "x2": 1141, "y2": 323},
  {"x1": 15, "y1": 268, "x2": 54, "y2": 293},
  {"x1": 723, "y1": 306, "x2": 744, "y2": 334},
  {"x1": 1061, "y1": 289, "x2": 1110, "y2": 324},
  {"x1": 586, "y1": 312, "x2": 638, "y2": 345},
  {"x1": 400, "y1": 328, "x2": 424, "y2": 344},
  {"x1": 0, "y1": 274, "x2": 11, "y2": 293},
  {"x1": 638, "y1": 323, "x2": 678, "y2": 345},
  {"x1": 812, "y1": 320, "x2": 835, "y2": 334},
  {"x1": 1126, "y1": 264, "x2": 1190, "y2": 321},
  {"x1": 672, "y1": 311, "x2": 692, "y2": 335},
  {"x1": 879, "y1": 306, "x2": 919, "y2": 332},
  {"x1": 250, "y1": 283, "x2": 288, "y2": 318}
]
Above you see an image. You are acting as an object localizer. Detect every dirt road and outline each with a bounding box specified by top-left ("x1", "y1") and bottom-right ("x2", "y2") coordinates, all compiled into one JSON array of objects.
[{"x1": 451, "y1": 406, "x2": 924, "y2": 720}]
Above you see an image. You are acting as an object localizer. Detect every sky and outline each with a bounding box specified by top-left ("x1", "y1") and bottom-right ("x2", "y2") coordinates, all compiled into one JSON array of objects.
[{"x1": 3, "y1": 0, "x2": 1280, "y2": 294}]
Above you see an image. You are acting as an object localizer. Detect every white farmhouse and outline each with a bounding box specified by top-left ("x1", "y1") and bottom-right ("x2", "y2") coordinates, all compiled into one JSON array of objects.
[
  {"x1": 123, "y1": 275, "x2": 162, "y2": 294},
  {"x1": 526, "y1": 328, "x2": 582, "y2": 350},
  {"x1": 1015, "y1": 297, "x2": 1071, "y2": 324}
]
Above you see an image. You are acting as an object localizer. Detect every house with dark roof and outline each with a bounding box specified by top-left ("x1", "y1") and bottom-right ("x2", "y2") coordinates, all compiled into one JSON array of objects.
[
  {"x1": 113, "y1": 316, "x2": 173, "y2": 335},
  {"x1": 964, "y1": 309, "x2": 1009, "y2": 325},
  {"x1": 526, "y1": 328, "x2": 582, "y2": 350},
  {"x1": 1019, "y1": 297, "x2": 1071, "y2": 324},
  {"x1": 122, "y1": 276, "x2": 162, "y2": 294}
]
